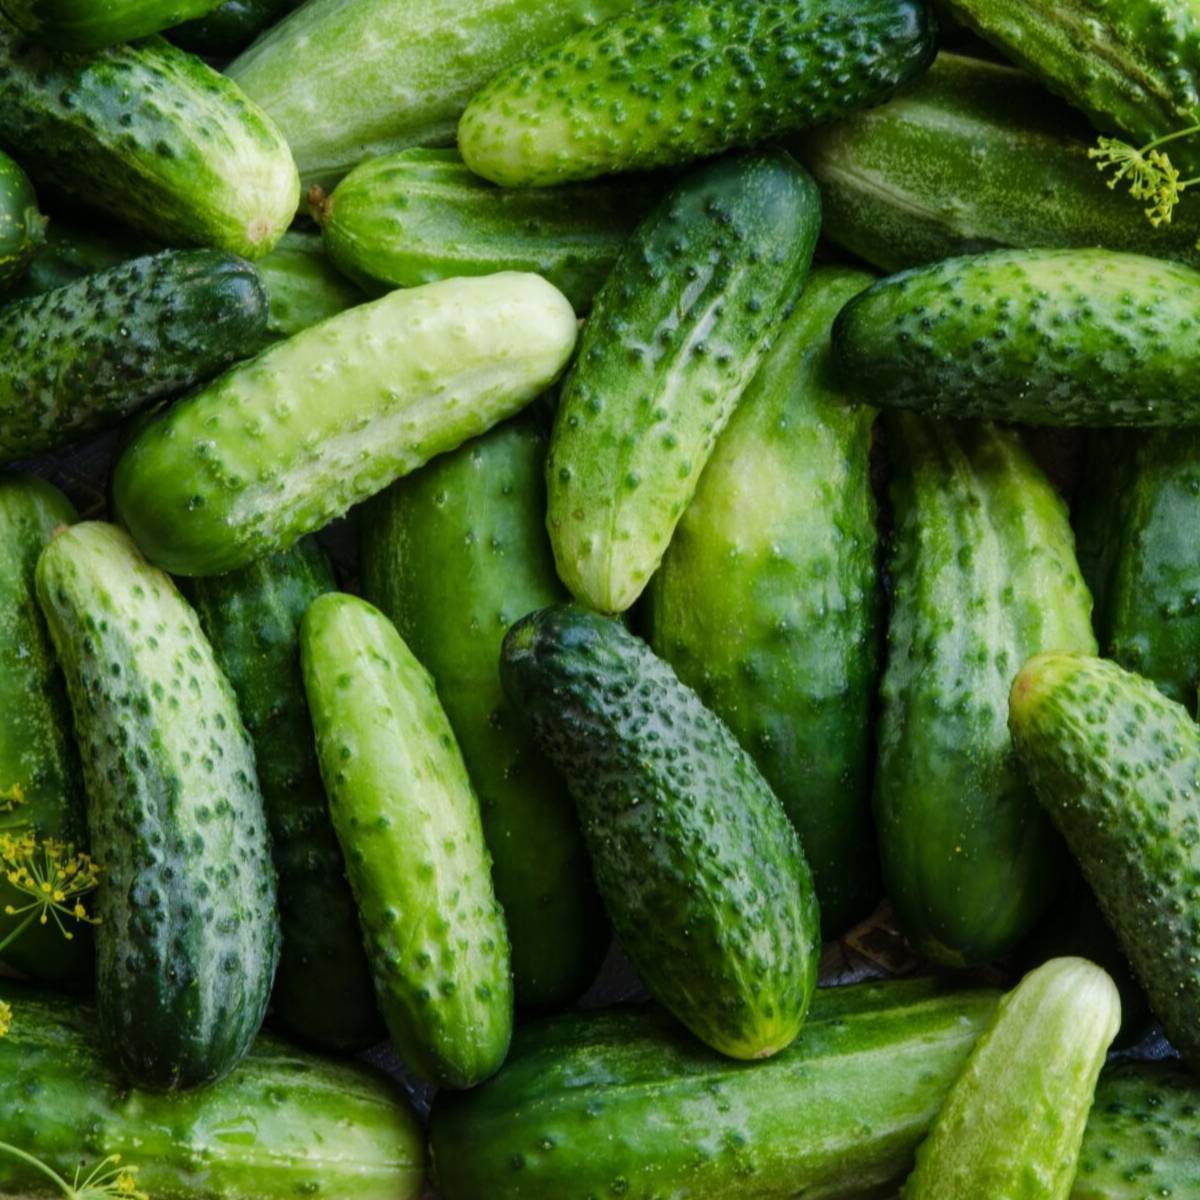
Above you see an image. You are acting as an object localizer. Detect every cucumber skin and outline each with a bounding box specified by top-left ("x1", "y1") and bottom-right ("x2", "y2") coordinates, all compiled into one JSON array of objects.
[
  {"x1": 798, "y1": 52, "x2": 1200, "y2": 274},
  {"x1": 36, "y1": 522, "x2": 280, "y2": 1091},
  {"x1": 11, "y1": 218, "x2": 152, "y2": 298},
  {"x1": 360, "y1": 417, "x2": 608, "y2": 1011},
  {"x1": 183, "y1": 539, "x2": 383, "y2": 1053},
  {"x1": 0, "y1": 250, "x2": 268, "y2": 462},
  {"x1": 547, "y1": 150, "x2": 820, "y2": 614},
  {"x1": 256, "y1": 230, "x2": 363, "y2": 340},
  {"x1": 170, "y1": 0, "x2": 301, "y2": 55},
  {"x1": 112, "y1": 271, "x2": 577, "y2": 578},
  {"x1": 501, "y1": 605, "x2": 820, "y2": 1061},
  {"x1": 300, "y1": 593, "x2": 513, "y2": 1089},
  {"x1": 835, "y1": 248, "x2": 1200, "y2": 426},
  {"x1": 459, "y1": 0, "x2": 937, "y2": 187},
  {"x1": 0, "y1": 148, "x2": 42, "y2": 288},
  {"x1": 0, "y1": 26, "x2": 298, "y2": 258},
  {"x1": 878, "y1": 417, "x2": 1097, "y2": 967},
  {"x1": 0, "y1": 0, "x2": 227, "y2": 50},
  {"x1": 0, "y1": 982, "x2": 425, "y2": 1200},
  {"x1": 646, "y1": 267, "x2": 881, "y2": 939},
  {"x1": 1010, "y1": 652, "x2": 1200, "y2": 1072}
]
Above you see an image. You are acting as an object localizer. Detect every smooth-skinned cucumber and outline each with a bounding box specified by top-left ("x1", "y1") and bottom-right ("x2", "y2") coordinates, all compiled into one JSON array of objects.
[
  {"x1": 300, "y1": 593, "x2": 512, "y2": 1089},
  {"x1": 112, "y1": 271, "x2": 577, "y2": 578},
  {"x1": 0, "y1": 148, "x2": 42, "y2": 289},
  {"x1": 36, "y1": 522, "x2": 279, "y2": 1091},
  {"x1": 547, "y1": 150, "x2": 820, "y2": 614},
  {"x1": 256, "y1": 230, "x2": 363, "y2": 341},
  {"x1": 170, "y1": 0, "x2": 301, "y2": 55},
  {"x1": 0, "y1": 0, "x2": 227, "y2": 50},
  {"x1": 646, "y1": 267, "x2": 881, "y2": 939}
]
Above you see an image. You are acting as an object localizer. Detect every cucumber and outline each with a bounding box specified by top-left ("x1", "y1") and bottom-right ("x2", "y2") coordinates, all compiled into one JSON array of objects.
[
  {"x1": 0, "y1": 149, "x2": 42, "y2": 289},
  {"x1": 300, "y1": 592, "x2": 513, "y2": 1088},
  {"x1": 11, "y1": 218, "x2": 152, "y2": 299},
  {"x1": 360, "y1": 416, "x2": 608, "y2": 1011},
  {"x1": 0, "y1": 24, "x2": 298, "y2": 258},
  {"x1": 183, "y1": 539, "x2": 383, "y2": 1053},
  {"x1": 313, "y1": 147, "x2": 657, "y2": 312},
  {"x1": 0, "y1": 250, "x2": 268, "y2": 463},
  {"x1": 903, "y1": 957, "x2": 1121, "y2": 1199},
  {"x1": 834, "y1": 248, "x2": 1200, "y2": 426},
  {"x1": 256, "y1": 230, "x2": 363, "y2": 340},
  {"x1": 431, "y1": 978, "x2": 1001, "y2": 1200},
  {"x1": 646, "y1": 267, "x2": 881, "y2": 939},
  {"x1": 35, "y1": 522, "x2": 279, "y2": 1091},
  {"x1": 112, "y1": 271, "x2": 577, "y2": 577},
  {"x1": 227, "y1": 0, "x2": 645, "y2": 190},
  {"x1": 170, "y1": 0, "x2": 300, "y2": 56},
  {"x1": 500, "y1": 605, "x2": 819, "y2": 1060},
  {"x1": 459, "y1": 0, "x2": 937, "y2": 187},
  {"x1": 798, "y1": 53, "x2": 1200, "y2": 274},
  {"x1": 546, "y1": 150, "x2": 820, "y2": 614},
  {"x1": 0, "y1": 0, "x2": 226, "y2": 50},
  {"x1": 1010, "y1": 652, "x2": 1200, "y2": 1072},
  {"x1": 0, "y1": 982, "x2": 425, "y2": 1200},
  {"x1": 878, "y1": 416, "x2": 1096, "y2": 967}
]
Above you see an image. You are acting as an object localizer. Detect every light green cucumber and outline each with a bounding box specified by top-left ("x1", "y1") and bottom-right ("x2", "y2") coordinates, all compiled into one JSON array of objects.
[
  {"x1": 0, "y1": 0, "x2": 227, "y2": 50},
  {"x1": 256, "y1": 230, "x2": 363, "y2": 340},
  {"x1": 0, "y1": 148, "x2": 43, "y2": 289}
]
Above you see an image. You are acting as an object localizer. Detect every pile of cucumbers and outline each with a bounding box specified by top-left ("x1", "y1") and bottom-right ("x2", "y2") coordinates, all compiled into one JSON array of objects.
[{"x1": 2, "y1": 0, "x2": 1200, "y2": 1195}]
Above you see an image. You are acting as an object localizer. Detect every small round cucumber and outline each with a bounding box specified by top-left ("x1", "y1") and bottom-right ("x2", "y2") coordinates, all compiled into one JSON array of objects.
[{"x1": 0, "y1": 148, "x2": 43, "y2": 289}]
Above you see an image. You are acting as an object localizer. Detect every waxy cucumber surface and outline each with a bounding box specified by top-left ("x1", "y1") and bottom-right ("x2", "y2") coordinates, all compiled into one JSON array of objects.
[
  {"x1": 0, "y1": 0, "x2": 227, "y2": 50},
  {"x1": 256, "y1": 230, "x2": 363, "y2": 340}
]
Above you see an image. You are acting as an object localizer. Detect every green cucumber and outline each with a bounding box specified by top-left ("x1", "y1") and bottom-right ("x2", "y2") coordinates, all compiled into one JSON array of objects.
[
  {"x1": 170, "y1": 0, "x2": 300, "y2": 56},
  {"x1": 878, "y1": 416, "x2": 1096, "y2": 967},
  {"x1": 36, "y1": 522, "x2": 279, "y2": 1091},
  {"x1": 183, "y1": 539, "x2": 383, "y2": 1053},
  {"x1": 0, "y1": 981, "x2": 424, "y2": 1199},
  {"x1": 459, "y1": 0, "x2": 937, "y2": 187},
  {"x1": 547, "y1": 150, "x2": 820, "y2": 614},
  {"x1": 0, "y1": 0, "x2": 226, "y2": 50},
  {"x1": 227, "y1": 0, "x2": 644, "y2": 190},
  {"x1": 360, "y1": 416, "x2": 608, "y2": 1011},
  {"x1": 300, "y1": 592, "x2": 512, "y2": 1088},
  {"x1": 431, "y1": 978, "x2": 1001, "y2": 1200},
  {"x1": 1010, "y1": 652, "x2": 1200, "y2": 1072},
  {"x1": 646, "y1": 267, "x2": 881, "y2": 939},
  {"x1": 11, "y1": 218, "x2": 152, "y2": 299},
  {"x1": 0, "y1": 250, "x2": 268, "y2": 463},
  {"x1": 834, "y1": 248, "x2": 1200, "y2": 426},
  {"x1": 903, "y1": 957, "x2": 1121, "y2": 1199},
  {"x1": 0, "y1": 25, "x2": 298, "y2": 258},
  {"x1": 313, "y1": 147, "x2": 657, "y2": 312},
  {"x1": 500, "y1": 605, "x2": 819, "y2": 1061},
  {"x1": 256, "y1": 230, "x2": 363, "y2": 340},
  {"x1": 0, "y1": 149, "x2": 42, "y2": 289},
  {"x1": 112, "y1": 271, "x2": 577, "y2": 578}
]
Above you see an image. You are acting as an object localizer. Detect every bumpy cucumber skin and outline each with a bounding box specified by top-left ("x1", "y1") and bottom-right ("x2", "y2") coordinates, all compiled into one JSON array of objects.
[
  {"x1": 183, "y1": 539, "x2": 383, "y2": 1053},
  {"x1": 459, "y1": 0, "x2": 937, "y2": 187},
  {"x1": 799, "y1": 53, "x2": 1200, "y2": 273},
  {"x1": 834, "y1": 248, "x2": 1200, "y2": 426},
  {"x1": 0, "y1": 26, "x2": 298, "y2": 258},
  {"x1": 317, "y1": 147, "x2": 657, "y2": 312},
  {"x1": 360, "y1": 418, "x2": 607, "y2": 1011},
  {"x1": 547, "y1": 151, "x2": 820, "y2": 614},
  {"x1": 36, "y1": 523, "x2": 279, "y2": 1091},
  {"x1": 112, "y1": 271, "x2": 577, "y2": 577},
  {"x1": 501, "y1": 605, "x2": 819, "y2": 1060},
  {"x1": 256, "y1": 230, "x2": 363, "y2": 340},
  {"x1": 646, "y1": 268, "x2": 880, "y2": 939},
  {"x1": 170, "y1": 0, "x2": 300, "y2": 55},
  {"x1": 0, "y1": 250, "x2": 268, "y2": 462},
  {"x1": 878, "y1": 417, "x2": 1096, "y2": 967},
  {"x1": 0, "y1": 147, "x2": 42, "y2": 288},
  {"x1": 432, "y1": 978, "x2": 1001, "y2": 1200},
  {"x1": 1010, "y1": 652, "x2": 1200, "y2": 1072},
  {"x1": 0, "y1": 983, "x2": 425, "y2": 1200},
  {"x1": 903, "y1": 958, "x2": 1121, "y2": 1200},
  {"x1": 301, "y1": 593, "x2": 513, "y2": 1088},
  {"x1": 0, "y1": 0, "x2": 227, "y2": 50}
]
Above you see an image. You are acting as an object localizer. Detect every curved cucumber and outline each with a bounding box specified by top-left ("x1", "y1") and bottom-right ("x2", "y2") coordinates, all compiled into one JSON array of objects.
[
  {"x1": 300, "y1": 593, "x2": 512, "y2": 1088},
  {"x1": 0, "y1": 148, "x2": 42, "y2": 289},
  {"x1": 0, "y1": 0, "x2": 226, "y2": 50},
  {"x1": 646, "y1": 267, "x2": 881, "y2": 938},
  {"x1": 112, "y1": 271, "x2": 577, "y2": 577},
  {"x1": 36, "y1": 523, "x2": 279, "y2": 1091},
  {"x1": 547, "y1": 150, "x2": 819, "y2": 614},
  {"x1": 256, "y1": 230, "x2": 363, "y2": 340},
  {"x1": 170, "y1": 0, "x2": 301, "y2": 55}
]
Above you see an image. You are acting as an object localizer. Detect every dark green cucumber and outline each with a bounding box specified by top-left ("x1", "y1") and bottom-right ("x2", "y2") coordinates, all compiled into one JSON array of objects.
[
  {"x1": 0, "y1": 982, "x2": 425, "y2": 1199},
  {"x1": 646, "y1": 267, "x2": 881, "y2": 939},
  {"x1": 256, "y1": 230, "x2": 362, "y2": 340},
  {"x1": 170, "y1": 0, "x2": 301, "y2": 55},
  {"x1": 459, "y1": 0, "x2": 937, "y2": 187},
  {"x1": 183, "y1": 539, "x2": 383, "y2": 1053},
  {"x1": 834, "y1": 248, "x2": 1200, "y2": 426},
  {"x1": 500, "y1": 605, "x2": 819, "y2": 1060},
  {"x1": 300, "y1": 593, "x2": 512, "y2": 1088},
  {"x1": 313, "y1": 148, "x2": 656, "y2": 312},
  {"x1": 36, "y1": 522, "x2": 279, "y2": 1091},
  {"x1": 1011, "y1": 652, "x2": 1200, "y2": 1072},
  {"x1": 0, "y1": 25, "x2": 298, "y2": 258},
  {"x1": 547, "y1": 150, "x2": 820, "y2": 613},
  {"x1": 878, "y1": 416, "x2": 1096, "y2": 967},
  {"x1": 0, "y1": 148, "x2": 42, "y2": 289},
  {"x1": 360, "y1": 417, "x2": 607, "y2": 1011},
  {"x1": 11, "y1": 218, "x2": 152, "y2": 299},
  {"x1": 431, "y1": 978, "x2": 1000, "y2": 1200},
  {"x1": 0, "y1": 0, "x2": 226, "y2": 50}
]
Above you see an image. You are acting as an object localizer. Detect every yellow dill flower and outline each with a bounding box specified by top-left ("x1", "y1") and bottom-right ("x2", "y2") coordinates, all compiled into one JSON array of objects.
[
  {"x1": 1090, "y1": 124, "x2": 1200, "y2": 232},
  {"x1": 0, "y1": 834, "x2": 101, "y2": 951},
  {"x1": 0, "y1": 1145, "x2": 148, "y2": 1200},
  {"x1": 0, "y1": 785, "x2": 25, "y2": 814},
  {"x1": 0, "y1": 1001, "x2": 10, "y2": 1037}
]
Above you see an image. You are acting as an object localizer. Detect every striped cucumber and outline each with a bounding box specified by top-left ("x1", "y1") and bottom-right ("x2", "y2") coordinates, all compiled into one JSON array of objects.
[
  {"x1": 0, "y1": 149, "x2": 42, "y2": 289},
  {"x1": 0, "y1": 0, "x2": 227, "y2": 49},
  {"x1": 170, "y1": 0, "x2": 301, "y2": 55},
  {"x1": 257, "y1": 230, "x2": 363, "y2": 340}
]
